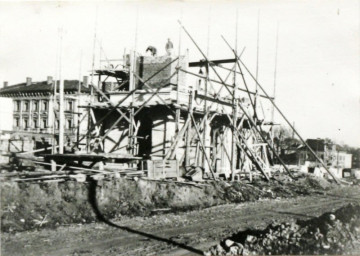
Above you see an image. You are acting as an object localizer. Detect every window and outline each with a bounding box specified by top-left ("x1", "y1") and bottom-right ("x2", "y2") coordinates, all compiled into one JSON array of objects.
[
  {"x1": 55, "y1": 120, "x2": 59, "y2": 129},
  {"x1": 66, "y1": 119, "x2": 73, "y2": 129},
  {"x1": 67, "y1": 101, "x2": 74, "y2": 111},
  {"x1": 14, "y1": 101, "x2": 21, "y2": 111},
  {"x1": 42, "y1": 101, "x2": 48, "y2": 111},
  {"x1": 24, "y1": 101, "x2": 29, "y2": 111},
  {"x1": 33, "y1": 118, "x2": 38, "y2": 128},
  {"x1": 33, "y1": 101, "x2": 39, "y2": 111},
  {"x1": 23, "y1": 119, "x2": 29, "y2": 129},
  {"x1": 14, "y1": 117, "x2": 20, "y2": 127},
  {"x1": 42, "y1": 119, "x2": 47, "y2": 128}
]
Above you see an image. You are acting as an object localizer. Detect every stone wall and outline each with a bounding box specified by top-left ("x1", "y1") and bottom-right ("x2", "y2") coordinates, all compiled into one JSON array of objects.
[{"x1": 135, "y1": 55, "x2": 188, "y2": 92}]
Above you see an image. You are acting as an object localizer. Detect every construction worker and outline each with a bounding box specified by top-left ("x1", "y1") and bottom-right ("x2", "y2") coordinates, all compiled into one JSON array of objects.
[
  {"x1": 165, "y1": 38, "x2": 173, "y2": 56},
  {"x1": 146, "y1": 46, "x2": 157, "y2": 56}
]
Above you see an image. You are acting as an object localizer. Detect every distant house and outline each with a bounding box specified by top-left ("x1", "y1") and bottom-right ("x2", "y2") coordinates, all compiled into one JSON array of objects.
[
  {"x1": 299, "y1": 139, "x2": 328, "y2": 165},
  {"x1": 281, "y1": 138, "x2": 352, "y2": 169},
  {"x1": 0, "y1": 76, "x2": 91, "y2": 153}
]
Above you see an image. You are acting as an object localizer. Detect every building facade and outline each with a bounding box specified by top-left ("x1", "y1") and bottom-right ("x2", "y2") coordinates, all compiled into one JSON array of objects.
[{"x1": 0, "y1": 76, "x2": 91, "y2": 153}]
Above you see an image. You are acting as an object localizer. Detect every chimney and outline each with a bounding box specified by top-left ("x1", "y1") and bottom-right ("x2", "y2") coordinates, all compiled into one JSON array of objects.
[
  {"x1": 83, "y1": 76, "x2": 89, "y2": 88},
  {"x1": 26, "y1": 77, "x2": 32, "y2": 86},
  {"x1": 47, "y1": 76, "x2": 53, "y2": 85},
  {"x1": 3, "y1": 81, "x2": 8, "y2": 88}
]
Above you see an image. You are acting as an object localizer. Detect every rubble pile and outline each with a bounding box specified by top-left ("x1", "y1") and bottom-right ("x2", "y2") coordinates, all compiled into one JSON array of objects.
[{"x1": 205, "y1": 203, "x2": 360, "y2": 255}]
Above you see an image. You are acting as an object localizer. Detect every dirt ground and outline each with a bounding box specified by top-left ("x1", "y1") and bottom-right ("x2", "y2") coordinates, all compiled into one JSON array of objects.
[
  {"x1": 2, "y1": 185, "x2": 360, "y2": 256},
  {"x1": 1, "y1": 172, "x2": 334, "y2": 232}
]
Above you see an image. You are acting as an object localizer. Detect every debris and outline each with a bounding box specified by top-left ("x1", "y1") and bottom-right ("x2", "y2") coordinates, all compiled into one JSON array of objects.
[
  {"x1": 69, "y1": 174, "x2": 86, "y2": 182},
  {"x1": 185, "y1": 166, "x2": 203, "y2": 182},
  {"x1": 205, "y1": 203, "x2": 360, "y2": 255},
  {"x1": 33, "y1": 214, "x2": 48, "y2": 227},
  {"x1": 224, "y1": 239, "x2": 234, "y2": 248}
]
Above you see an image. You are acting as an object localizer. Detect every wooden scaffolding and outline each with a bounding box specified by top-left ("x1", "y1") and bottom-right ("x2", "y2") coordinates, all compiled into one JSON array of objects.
[{"x1": 68, "y1": 23, "x2": 338, "y2": 182}]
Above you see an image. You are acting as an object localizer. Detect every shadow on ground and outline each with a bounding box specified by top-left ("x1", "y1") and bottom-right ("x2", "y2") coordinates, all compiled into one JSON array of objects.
[{"x1": 88, "y1": 179, "x2": 203, "y2": 255}]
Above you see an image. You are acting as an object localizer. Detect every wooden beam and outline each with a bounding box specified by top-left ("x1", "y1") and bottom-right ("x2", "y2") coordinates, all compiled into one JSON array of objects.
[
  {"x1": 165, "y1": 115, "x2": 190, "y2": 160},
  {"x1": 91, "y1": 84, "x2": 131, "y2": 123},
  {"x1": 189, "y1": 58, "x2": 236, "y2": 67},
  {"x1": 195, "y1": 91, "x2": 232, "y2": 106},
  {"x1": 185, "y1": 92, "x2": 194, "y2": 167},
  {"x1": 190, "y1": 113, "x2": 216, "y2": 180},
  {"x1": 179, "y1": 68, "x2": 272, "y2": 100}
]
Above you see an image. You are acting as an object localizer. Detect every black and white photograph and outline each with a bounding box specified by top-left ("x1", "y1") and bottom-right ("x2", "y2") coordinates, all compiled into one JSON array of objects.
[{"x1": 0, "y1": 0, "x2": 359, "y2": 255}]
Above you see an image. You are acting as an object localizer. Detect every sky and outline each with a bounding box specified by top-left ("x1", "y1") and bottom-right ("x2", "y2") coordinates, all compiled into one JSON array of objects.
[{"x1": 0, "y1": 0, "x2": 359, "y2": 147}]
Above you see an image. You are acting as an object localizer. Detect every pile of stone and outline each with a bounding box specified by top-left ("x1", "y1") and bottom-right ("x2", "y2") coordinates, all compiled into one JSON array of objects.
[{"x1": 205, "y1": 203, "x2": 360, "y2": 255}]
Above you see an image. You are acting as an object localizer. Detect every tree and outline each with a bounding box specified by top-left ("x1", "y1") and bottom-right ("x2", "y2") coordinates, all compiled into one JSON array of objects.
[{"x1": 273, "y1": 125, "x2": 301, "y2": 155}]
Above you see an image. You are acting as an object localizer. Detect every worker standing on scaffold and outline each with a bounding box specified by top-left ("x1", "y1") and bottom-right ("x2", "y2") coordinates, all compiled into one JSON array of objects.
[{"x1": 165, "y1": 38, "x2": 173, "y2": 56}]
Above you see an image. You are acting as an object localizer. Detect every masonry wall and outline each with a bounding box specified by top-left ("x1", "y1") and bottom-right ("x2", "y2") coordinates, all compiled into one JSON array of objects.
[{"x1": 136, "y1": 55, "x2": 188, "y2": 92}]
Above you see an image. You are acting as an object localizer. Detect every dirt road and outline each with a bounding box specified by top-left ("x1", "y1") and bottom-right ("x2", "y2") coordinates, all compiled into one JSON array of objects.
[{"x1": 2, "y1": 186, "x2": 360, "y2": 256}]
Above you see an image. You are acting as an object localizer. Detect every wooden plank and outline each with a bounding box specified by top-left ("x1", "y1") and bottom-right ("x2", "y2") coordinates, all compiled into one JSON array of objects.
[
  {"x1": 195, "y1": 91, "x2": 232, "y2": 106},
  {"x1": 14, "y1": 175, "x2": 68, "y2": 181},
  {"x1": 147, "y1": 159, "x2": 179, "y2": 179},
  {"x1": 34, "y1": 161, "x2": 114, "y2": 174},
  {"x1": 189, "y1": 58, "x2": 236, "y2": 67}
]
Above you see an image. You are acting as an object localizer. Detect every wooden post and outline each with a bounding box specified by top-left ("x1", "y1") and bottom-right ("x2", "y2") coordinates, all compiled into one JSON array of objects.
[
  {"x1": 98, "y1": 161, "x2": 104, "y2": 171},
  {"x1": 254, "y1": 11, "x2": 260, "y2": 118},
  {"x1": 76, "y1": 110, "x2": 81, "y2": 149},
  {"x1": 128, "y1": 107, "x2": 135, "y2": 155},
  {"x1": 59, "y1": 58, "x2": 64, "y2": 154},
  {"x1": 175, "y1": 109, "x2": 181, "y2": 136},
  {"x1": 129, "y1": 50, "x2": 136, "y2": 158},
  {"x1": 211, "y1": 129, "x2": 217, "y2": 171},
  {"x1": 202, "y1": 63, "x2": 209, "y2": 168},
  {"x1": 231, "y1": 101, "x2": 238, "y2": 180},
  {"x1": 51, "y1": 159, "x2": 57, "y2": 172},
  {"x1": 185, "y1": 91, "x2": 193, "y2": 167},
  {"x1": 231, "y1": 10, "x2": 239, "y2": 181}
]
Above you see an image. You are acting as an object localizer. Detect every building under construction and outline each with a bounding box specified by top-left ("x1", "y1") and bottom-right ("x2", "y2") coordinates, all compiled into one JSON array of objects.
[
  {"x1": 53, "y1": 32, "x2": 283, "y2": 181},
  {"x1": 1, "y1": 24, "x2": 338, "y2": 183}
]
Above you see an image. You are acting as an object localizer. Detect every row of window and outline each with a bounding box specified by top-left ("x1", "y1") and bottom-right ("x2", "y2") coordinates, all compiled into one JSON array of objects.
[
  {"x1": 55, "y1": 119, "x2": 73, "y2": 129},
  {"x1": 14, "y1": 100, "x2": 48, "y2": 112},
  {"x1": 14, "y1": 100, "x2": 75, "y2": 112},
  {"x1": 14, "y1": 117, "x2": 74, "y2": 129}
]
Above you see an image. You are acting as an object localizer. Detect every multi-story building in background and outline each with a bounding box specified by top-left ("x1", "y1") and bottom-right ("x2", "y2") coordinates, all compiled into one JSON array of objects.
[{"x1": 0, "y1": 76, "x2": 91, "y2": 153}]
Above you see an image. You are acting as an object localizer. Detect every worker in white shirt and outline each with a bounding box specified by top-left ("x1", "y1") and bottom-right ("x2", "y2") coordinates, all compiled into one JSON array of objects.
[{"x1": 165, "y1": 38, "x2": 174, "y2": 56}]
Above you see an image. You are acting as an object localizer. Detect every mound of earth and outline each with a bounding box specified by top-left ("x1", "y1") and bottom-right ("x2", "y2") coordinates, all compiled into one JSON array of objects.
[
  {"x1": 1, "y1": 173, "x2": 336, "y2": 232},
  {"x1": 205, "y1": 203, "x2": 360, "y2": 255}
]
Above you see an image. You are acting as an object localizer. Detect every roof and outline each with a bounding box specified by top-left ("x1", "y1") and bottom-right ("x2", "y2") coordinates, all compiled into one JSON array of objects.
[
  {"x1": 0, "y1": 80, "x2": 90, "y2": 96},
  {"x1": 305, "y1": 139, "x2": 325, "y2": 151}
]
